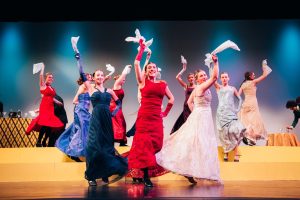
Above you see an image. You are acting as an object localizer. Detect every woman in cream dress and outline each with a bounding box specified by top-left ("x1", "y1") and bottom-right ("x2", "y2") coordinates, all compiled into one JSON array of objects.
[{"x1": 238, "y1": 60, "x2": 272, "y2": 143}]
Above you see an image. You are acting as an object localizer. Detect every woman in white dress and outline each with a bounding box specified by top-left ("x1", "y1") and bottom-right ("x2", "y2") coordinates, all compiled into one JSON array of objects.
[{"x1": 156, "y1": 54, "x2": 220, "y2": 184}]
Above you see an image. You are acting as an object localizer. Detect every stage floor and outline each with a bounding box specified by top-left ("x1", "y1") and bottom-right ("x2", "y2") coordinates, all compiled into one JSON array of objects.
[{"x1": 0, "y1": 180, "x2": 300, "y2": 199}]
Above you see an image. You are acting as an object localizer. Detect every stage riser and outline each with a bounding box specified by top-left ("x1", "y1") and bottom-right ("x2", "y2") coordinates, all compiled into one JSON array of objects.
[
  {"x1": 1, "y1": 147, "x2": 300, "y2": 182},
  {"x1": 1, "y1": 146, "x2": 300, "y2": 163},
  {"x1": 1, "y1": 162, "x2": 300, "y2": 182}
]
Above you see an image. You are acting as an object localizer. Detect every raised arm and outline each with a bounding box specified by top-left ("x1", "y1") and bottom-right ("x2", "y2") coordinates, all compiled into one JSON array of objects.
[
  {"x1": 113, "y1": 65, "x2": 132, "y2": 90},
  {"x1": 134, "y1": 39, "x2": 146, "y2": 85},
  {"x1": 176, "y1": 63, "x2": 187, "y2": 89},
  {"x1": 75, "y1": 53, "x2": 93, "y2": 95},
  {"x1": 253, "y1": 60, "x2": 272, "y2": 85},
  {"x1": 39, "y1": 63, "x2": 46, "y2": 90},
  {"x1": 200, "y1": 54, "x2": 219, "y2": 92},
  {"x1": 104, "y1": 75, "x2": 112, "y2": 83}
]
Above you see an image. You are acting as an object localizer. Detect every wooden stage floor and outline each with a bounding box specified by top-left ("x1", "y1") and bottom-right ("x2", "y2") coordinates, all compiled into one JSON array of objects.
[{"x1": 0, "y1": 180, "x2": 300, "y2": 199}]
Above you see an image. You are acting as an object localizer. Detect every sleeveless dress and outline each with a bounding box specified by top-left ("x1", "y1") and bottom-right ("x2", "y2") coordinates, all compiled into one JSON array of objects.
[
  {"x1": 127, "y1": 79, "x2": 168, "y2": 178},
  {"x1": 109, "y1": 89, "x2": 127, "y2": 144},
  {"x1": 56, "y1": 92, "x2": 91, "y2": 157},
  {"x1": 170, "y1": 87, "x2": 194, "y2": 134},
  {"x1": 216, "y1": 86, "x2": 245, "y2": 153},
  {"x1": 85, "y1": 88, "x2": 127, "y2": 181},
  {"x1": 156, "y1": 87, "x2": 221, "y2": 181},
  {"x1": 26, "y1": 86, "x2": 64, "y2": 134},
  {"x1": 239, "y1": 81, "x2": 267, "y2": 141}
]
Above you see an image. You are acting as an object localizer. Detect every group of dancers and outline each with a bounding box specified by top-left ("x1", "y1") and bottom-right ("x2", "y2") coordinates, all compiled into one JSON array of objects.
[{"x1": 25, "y1": 34, "x2": 275, "y2": 187}]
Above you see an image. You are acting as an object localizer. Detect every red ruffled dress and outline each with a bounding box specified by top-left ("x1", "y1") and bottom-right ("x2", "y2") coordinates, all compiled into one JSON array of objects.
[
  {"x1": 26, "y1": 86, "x2": 64, "y2": 134},
  {"x1": 126, "y1": 79, "x2": 169, "y2": 178},
  {"x1": 110, "y1": 88, "x2": 127, "y2": 144}
]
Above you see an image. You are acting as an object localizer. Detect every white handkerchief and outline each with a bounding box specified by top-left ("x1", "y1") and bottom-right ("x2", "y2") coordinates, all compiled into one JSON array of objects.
[
  {"x1": 33, "y1": 63, "x2": 44, "y2": 74},
  {"x1": 122, "y1": 65, "x2": 132, "y2": 75},
  {"x1": 125, "y1": 28, "x2": 145, "y2": 43},
  {"x1": 28, "y1": 110, "x2": 36, "y2": 117},
  {"x1": 71, "y1": 36, "x2": 80, "y2": 53},
  {"x1": 262, "y1": 59, "x2": 272, "y2": 75},
  {"x1": 106, "y1": 64, "x2": 115, "y2": 76},
  {"x1": 181, "y1": 55, "x2": 187, "y2": 64},
  {"x1": 204, "y1": 40, "x2": 240, "y2": 67},
  {"x1": 211, "y1": 40, "x2": 240, "y2": 55},
  {"x1": 137, "y1": 38, "x2": 153, "y2": 53}
]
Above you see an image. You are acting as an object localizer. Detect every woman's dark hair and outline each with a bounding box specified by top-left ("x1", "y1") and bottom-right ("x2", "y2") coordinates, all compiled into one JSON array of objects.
[
  {"x1": 221, "y1": 72, "x2": 228, "y2": 76},
  {"x1": 286, "y1": 100, "x2": 297, "y2": 109},
  {"x1": 240, "y1": 71, "x2": 253, "y2": 88},
  {"x1": 77, "y1": 73, "x2": 90, "y2": 85},
  {"x1": 187, "y1": 73, "x2": 194, "y2": 79}
]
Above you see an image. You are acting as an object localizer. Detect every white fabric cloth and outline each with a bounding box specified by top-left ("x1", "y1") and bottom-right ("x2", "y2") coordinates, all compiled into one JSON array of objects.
[
  {"x1": 205, "y1": 40, "x2": 240, "y2": 67},
  {"x1": 71, "y1": 36, "x2": 80, "y2": 53},
  {"x1": 33, "y1": 63, "x2": 44, "y2": 74}
]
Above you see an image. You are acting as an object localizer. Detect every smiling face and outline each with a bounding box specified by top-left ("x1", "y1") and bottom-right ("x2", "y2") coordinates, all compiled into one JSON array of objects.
[
  {"x1": 45, "y1": 73, "x2": 54, "y2": 85},
  {"x1": 195, "y1": 70, "x2": 207, "y2": 84},
  {"x1": 93, "y1": 70, "x2": 104, "y2": 85},
  {"x1": 145, "y1": 63, "x2": 157, "y2": 78}
]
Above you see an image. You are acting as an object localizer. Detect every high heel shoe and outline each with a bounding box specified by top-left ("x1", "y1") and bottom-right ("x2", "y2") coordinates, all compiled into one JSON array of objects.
[
  {"x1": 88, "y1": 180, "x2": 97, "y2": 186},
  {"x1": 144, "y1": 178, "x2": 153, "y2": 187},
  {"x1": 184, "y1": 176, "x2": 197, "y2": 184},
  {"x1": 234, "y1": 155, "x2": 241, "y2": 162},
  {"x1": 102, "y1": 177, "x2": 109, "y2": 183}
]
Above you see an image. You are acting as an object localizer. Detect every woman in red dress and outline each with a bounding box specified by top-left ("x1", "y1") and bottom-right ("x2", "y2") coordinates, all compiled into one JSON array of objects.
[
  {"x1": 26, "y1": 63, "x2": 64, "y2": 145},
  {"x1": 109, "y1": 65, "x2": 132, "y2": 146},
  {"x1": 128, "y1": 39, "x2": 174, "y2": 187}
]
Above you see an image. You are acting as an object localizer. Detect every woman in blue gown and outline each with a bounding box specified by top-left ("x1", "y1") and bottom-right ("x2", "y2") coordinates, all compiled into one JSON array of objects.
[{"x1": 55, "y1": 74, "x2": 92, "y2": 160}]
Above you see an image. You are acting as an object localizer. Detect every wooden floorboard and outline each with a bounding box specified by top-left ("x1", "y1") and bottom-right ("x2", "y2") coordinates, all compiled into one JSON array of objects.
[{"x1": 0, "y1": 180, "x2": 300, "y2": 199}]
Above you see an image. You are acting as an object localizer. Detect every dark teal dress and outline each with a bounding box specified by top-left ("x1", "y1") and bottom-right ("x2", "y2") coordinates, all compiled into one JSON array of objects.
[{"x1": 85, "y1": 88, "x2": 127, "y2": 180}]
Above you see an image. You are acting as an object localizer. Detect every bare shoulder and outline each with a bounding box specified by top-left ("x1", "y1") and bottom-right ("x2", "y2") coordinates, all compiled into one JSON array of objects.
[
  {"x1": 106, "y1": 88, "x2": 113, "y2": 93},
  {"x1": 158, "y1": 80, "x2": 167, "y2": 85}
]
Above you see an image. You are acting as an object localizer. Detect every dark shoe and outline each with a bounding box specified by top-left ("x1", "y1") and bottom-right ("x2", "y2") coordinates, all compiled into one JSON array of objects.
[
  {"x1": 69, "y1": 156, "x2": 83, "y2": 162},
  {"x1": 109, "y1": 174, "x2": 125, "y2": 184},
  {"x1": 243, "y1": 137, "x2": 256, "y2": 146},
  {"x1": 144, "y1": 178, "x2": 153, "y2": 187},
  {"x1": 102, "y1": 177, "x2": 109, "y2": 183},
  {"x1": 223, "y1": 157, "x2": 228, "y2": 162},
  {"x1": 234, "y1": 155, "x2": 241, "y2": 162},
  {"x1": 248, "y1": 139, "x2": 256, "y2": 146},
  {"x1": 88, "y1": 180, "x2": 97, "y2": 186},
  {"x1": 42, "y1": 140, "x2": 47, "y2": 147},
  {"x1": 119, "y1": 143, "x2": 128, "y2": 147},
  {"x1": 133, "y1": 178, "x2": 143, "y2": 183},
  {"x1": 242, "y1": 137, "x2": 249, "y2": 145},
  {"x1": 185, "y1": 176, "x2": 197, "y2": 184},
  {"x1": 35, "y1": 143, "x2": 42, "y2": 147}
]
